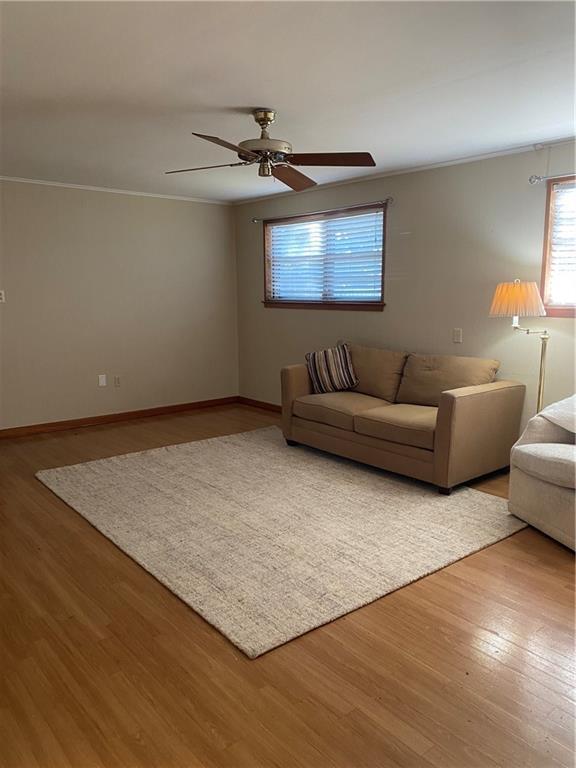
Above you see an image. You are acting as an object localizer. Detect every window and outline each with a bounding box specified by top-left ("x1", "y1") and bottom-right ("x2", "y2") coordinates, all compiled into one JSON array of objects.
[
  {"x1": 264, "y1": 203, "x2": 386, "y2": 310},
  {"x1": 541, "y1": 176, "x2": 576, "y2": 317}
]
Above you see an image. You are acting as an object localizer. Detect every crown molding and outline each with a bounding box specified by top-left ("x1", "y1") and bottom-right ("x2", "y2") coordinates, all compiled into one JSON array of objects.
[
  {"x1": 0, "y1": 176, "x2": 228, "y2": 205},
  {"x1": 2, "y1": 136, "x2": 573, "y2": 206},
  {"x1": 232, "y1": 136, "x2": 576, "y2": 206}
]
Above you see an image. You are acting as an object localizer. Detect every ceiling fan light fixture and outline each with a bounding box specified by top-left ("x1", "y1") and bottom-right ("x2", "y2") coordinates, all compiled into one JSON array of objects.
[{"x1": 258, "y1": 158, "x2": 273, "y2": 177}]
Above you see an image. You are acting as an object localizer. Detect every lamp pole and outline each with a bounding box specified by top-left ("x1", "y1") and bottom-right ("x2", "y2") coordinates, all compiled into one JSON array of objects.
[
  {"x1": 536, "y1": 331, "x2": 550, "y2": 412},
  {"x1": 512, "y1": 319, "x2": 549, "y2": 413}
]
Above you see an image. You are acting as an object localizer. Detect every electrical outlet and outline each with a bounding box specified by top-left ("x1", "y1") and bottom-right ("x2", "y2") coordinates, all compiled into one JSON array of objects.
[
  {"x1": 0, "y1": 290, "x2": 5, "y2": 303},
  {"x1": 113, "y1": 376, "x2": 121, "y2": 387},
  {"x1": 98, "y1": 374, "x2": 107, "y2": 387},
  {"x1": 452, "y1": 328, "x2": 463, "y2": 344}
]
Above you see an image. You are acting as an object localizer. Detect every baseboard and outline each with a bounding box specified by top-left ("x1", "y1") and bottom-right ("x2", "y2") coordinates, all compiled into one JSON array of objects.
[
  {"x1": 237, "y1": 396, "x2": 282, "y2": 413},
  {"x1": 0, "y1": 396, "x2": 240, "y2": 439}
]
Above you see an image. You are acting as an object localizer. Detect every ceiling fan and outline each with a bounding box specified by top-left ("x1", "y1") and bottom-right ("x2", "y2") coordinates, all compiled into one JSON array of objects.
[{"x1": 166, "y1": 108, "x2": 376, "y2": 191}]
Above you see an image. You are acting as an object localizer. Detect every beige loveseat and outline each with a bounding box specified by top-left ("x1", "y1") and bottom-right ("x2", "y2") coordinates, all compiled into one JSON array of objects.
[{"x1": 281, "y1": 345, "x2": 526, "y2": 493}]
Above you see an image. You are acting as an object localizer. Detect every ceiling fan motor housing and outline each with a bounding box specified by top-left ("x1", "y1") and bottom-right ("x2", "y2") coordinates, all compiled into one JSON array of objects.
[{"x1": 237, "y1": 137, "x2": 293, "y2": 162}]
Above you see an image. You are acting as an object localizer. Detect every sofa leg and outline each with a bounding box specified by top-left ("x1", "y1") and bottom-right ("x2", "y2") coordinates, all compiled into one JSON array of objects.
[
  {"x1": 438, "y1": 486, "x2": 453, "y2": 495},
  {"x1": 285, "y1": 439, "x2": 298, "y2": 447}
]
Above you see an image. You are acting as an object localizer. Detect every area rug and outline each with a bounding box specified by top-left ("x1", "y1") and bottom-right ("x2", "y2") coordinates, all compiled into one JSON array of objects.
[{"x1": 36, "y1": 426, "x2": 525, "y2": 658}]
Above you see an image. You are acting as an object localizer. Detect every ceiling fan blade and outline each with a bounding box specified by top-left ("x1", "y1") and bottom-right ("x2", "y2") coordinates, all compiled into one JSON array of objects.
[
  {"x1": 272, "y1": 165, "x2": 317, "y2": 191},
  {"x1": 192, "y1": 132, "x2": 259, "y2": 159},
  {"x1": 165, "y1": 161, "x2": 248, "y2": 175},
  {"x1": 286, "y1": 152, "x2": 376, "y2": 167}
]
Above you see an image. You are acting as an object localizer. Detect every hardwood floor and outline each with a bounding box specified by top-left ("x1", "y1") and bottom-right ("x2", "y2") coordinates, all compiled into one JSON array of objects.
[{"x1": 1, "y1": 405, "x2": 574, "y2": 768}]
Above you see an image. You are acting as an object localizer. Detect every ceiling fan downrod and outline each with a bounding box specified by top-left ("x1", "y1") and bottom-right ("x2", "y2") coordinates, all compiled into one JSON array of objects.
[{"x1": 253, "y1": 108, "x2": 276, "y2": 139}]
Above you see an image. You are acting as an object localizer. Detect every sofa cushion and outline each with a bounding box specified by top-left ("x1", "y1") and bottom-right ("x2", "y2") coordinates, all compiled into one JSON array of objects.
[
  {"x1": 349, "y1": 344, "x2": 408, "y2": 402},
  {"x1": 354, "y1": 404, "x2": 438, "y2": 450},
  {"x1": 512, "y1": 443, "x2": 576, "y2": 489},
  {"x1": 397, "y1": 354, "x2": 499, "y2": 407},
  {"x1": 293, "y1": 392, "x2": 389, "y2": 431},
  {"x1": 305, "y1": 343, "x2": 358, "y2": 394}
]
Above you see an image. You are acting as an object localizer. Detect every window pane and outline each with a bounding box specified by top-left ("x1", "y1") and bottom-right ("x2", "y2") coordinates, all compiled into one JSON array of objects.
[
  {"x1": 546, "y1": 181, "x2": 576, "y2": 307},
  {"x1": 267, "y1": 208, "x2": 384, "y2": 303}
]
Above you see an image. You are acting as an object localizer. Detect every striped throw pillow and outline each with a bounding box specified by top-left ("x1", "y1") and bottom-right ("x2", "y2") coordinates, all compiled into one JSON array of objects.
[{"x1": 305, "y1": 343, "x2": 359, "y2": 394}]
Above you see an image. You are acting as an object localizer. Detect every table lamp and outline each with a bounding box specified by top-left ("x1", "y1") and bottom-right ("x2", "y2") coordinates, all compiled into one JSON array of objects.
[{"x1": 489, "y1": 279, "x2": 548, "y2": 412}]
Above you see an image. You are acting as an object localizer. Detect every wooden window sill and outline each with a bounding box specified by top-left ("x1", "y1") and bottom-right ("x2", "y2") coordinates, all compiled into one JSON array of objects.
[
  {"x1": 262, "y1": 300, "x2": 385, "y2": 312},
  {"x1": 544, "y1": 305, "x2": 576, "y2": 318}
]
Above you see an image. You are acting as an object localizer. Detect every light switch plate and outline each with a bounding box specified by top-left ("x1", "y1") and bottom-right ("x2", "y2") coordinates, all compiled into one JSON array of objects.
[
  {"x1": 453, "y1": 328, "x2": 463, "y2": 343},
  {"x1": 98, "y1": 374, "x2": 107, "y2": 387}
]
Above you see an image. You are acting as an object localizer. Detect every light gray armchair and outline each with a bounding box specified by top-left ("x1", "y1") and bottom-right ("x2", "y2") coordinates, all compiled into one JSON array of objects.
[{"x1": 509, "y1": 396, "x2": 575, "y2": 550}]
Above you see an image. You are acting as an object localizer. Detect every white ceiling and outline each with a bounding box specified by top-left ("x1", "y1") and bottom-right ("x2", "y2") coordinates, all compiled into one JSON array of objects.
[{"x1": 1, "y1": 2, "x2": 574, "y2": 203}]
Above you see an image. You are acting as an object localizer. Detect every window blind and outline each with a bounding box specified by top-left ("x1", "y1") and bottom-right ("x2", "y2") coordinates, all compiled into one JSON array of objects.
[
  {"x1": 266, "y1": 207, "x2": 384, "y2": 303},
  {"x1": 545, "y1": 180, "x2": 576, "y2": 307}
]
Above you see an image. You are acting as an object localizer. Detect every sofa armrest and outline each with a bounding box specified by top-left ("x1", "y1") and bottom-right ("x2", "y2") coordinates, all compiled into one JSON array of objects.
[
  {"x1": 281, "y1": 364, "x2": 313, "y2": 439},
  {"x1": 514, "y1": 413, "x2": 575, "y2": 448},
  {"x1": 434, "y1": 380, "x2": 526, "y2": 488}
]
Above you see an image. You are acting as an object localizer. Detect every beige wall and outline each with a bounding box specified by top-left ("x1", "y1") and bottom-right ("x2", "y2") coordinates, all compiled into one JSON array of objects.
[
  {"x1": 2, "y1": 144, "x2": 574, "y2": 431},
  {"x1": 0, "y1": 182, "x2": 238, "y2": 429},
  {"x1": 234, "y1": 144, "x2": 575, "y2": 425}
]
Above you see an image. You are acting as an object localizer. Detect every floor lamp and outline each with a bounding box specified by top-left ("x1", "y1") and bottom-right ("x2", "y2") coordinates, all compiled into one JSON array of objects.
[{"x1": 489, "y1": 279, "x2": 548, "y2": 412}]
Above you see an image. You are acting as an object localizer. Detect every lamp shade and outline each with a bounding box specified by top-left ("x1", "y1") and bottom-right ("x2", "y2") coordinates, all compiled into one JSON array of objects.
[{"x1": 489, "y1": 279, "x2": 546, "y2": 318}]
